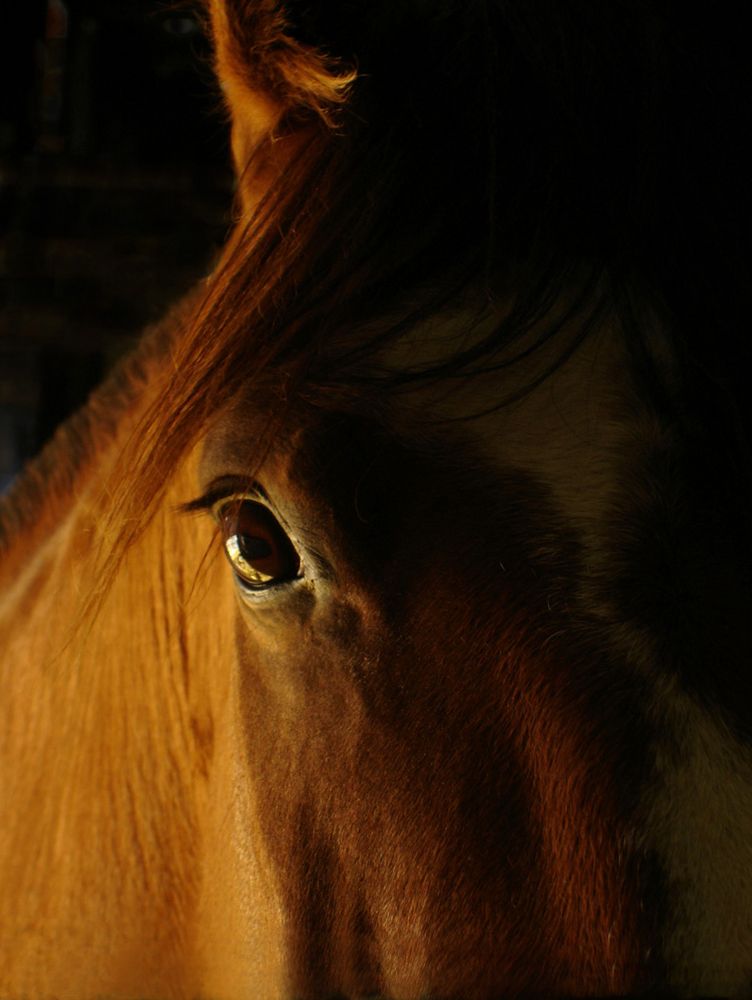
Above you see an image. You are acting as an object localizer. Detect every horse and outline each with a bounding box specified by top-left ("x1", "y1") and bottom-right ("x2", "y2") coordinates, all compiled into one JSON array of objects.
[{"x1": 1, "y1": 1, "x2": 750, "y2": 996}]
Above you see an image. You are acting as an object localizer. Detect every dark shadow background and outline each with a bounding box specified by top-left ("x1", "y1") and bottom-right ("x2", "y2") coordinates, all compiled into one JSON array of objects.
[{"x1": 0, "y1": 0, "x2": 232, "y2": 492}]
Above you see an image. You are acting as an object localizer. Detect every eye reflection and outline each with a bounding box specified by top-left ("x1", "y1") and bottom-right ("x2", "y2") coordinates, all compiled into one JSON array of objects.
[{"x1": 215, "y1": 497, "x2": 301, "y2": 589}]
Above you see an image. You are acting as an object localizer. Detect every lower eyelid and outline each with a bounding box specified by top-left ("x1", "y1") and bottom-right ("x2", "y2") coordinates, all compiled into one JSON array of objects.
[{"x1": 235, "y1": 574, "x2": 306, "y2": 605}]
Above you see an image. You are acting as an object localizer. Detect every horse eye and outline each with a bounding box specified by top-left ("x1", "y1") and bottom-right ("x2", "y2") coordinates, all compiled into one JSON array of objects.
[{"x1": 215, "y1": 498, "x2": 301, "y2": 590}]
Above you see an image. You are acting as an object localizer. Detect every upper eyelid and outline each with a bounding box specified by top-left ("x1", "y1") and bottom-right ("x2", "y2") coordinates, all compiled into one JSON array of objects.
[
  {"x1": 179, "y1": 478, "x2": 268, "y2": 516},
  {"x1": 184, "y1": 483, "x2": 303, "y2": 560}
]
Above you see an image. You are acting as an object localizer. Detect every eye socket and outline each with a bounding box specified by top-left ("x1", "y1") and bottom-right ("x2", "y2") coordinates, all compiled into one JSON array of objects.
[{"x1": 214, "y1": 497, "x2": 301, "y2": 590}]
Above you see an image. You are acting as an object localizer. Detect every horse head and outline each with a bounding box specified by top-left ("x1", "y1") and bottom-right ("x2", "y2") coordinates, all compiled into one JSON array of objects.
[{"x1": 1, "y1": 1, "x2": 750, "y2": 996}]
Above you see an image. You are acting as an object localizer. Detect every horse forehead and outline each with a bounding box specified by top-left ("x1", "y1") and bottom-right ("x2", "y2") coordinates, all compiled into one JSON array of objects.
[
  {"x1": 200, "y1": 311, "x2": 641, "y2": 539},
  {"x1": 466, "y1": 320, "x2": 644, "y2": 528}
]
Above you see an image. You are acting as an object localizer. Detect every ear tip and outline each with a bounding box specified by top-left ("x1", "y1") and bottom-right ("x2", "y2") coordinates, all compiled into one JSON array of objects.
[{"x1": 210, "y1": 0, "x2": 358, "y2": 128}]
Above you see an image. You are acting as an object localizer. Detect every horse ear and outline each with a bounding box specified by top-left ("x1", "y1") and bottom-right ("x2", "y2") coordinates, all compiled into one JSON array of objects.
[
  {"x1": 207, "y1": 0, "x2": 357, "y2": 209},
  {"x1": 208, "y1": 0, "x2": 356, "y2": 141}
]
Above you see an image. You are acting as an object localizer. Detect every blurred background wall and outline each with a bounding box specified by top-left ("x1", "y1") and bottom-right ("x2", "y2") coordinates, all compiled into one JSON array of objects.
[{"x1": 0, "y1": 0, "x2": 232, "y2": 492}]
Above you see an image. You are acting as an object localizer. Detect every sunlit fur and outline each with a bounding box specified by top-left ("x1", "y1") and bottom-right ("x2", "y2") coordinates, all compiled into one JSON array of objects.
[{"x1": 1, "y1": 1, "x2": 751, "y2": 997}]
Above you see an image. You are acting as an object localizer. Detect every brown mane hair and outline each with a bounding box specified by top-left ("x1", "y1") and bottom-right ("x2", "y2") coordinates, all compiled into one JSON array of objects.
[{"x1": 68, "y1": 0, "x2": 750, "y2": 606}]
